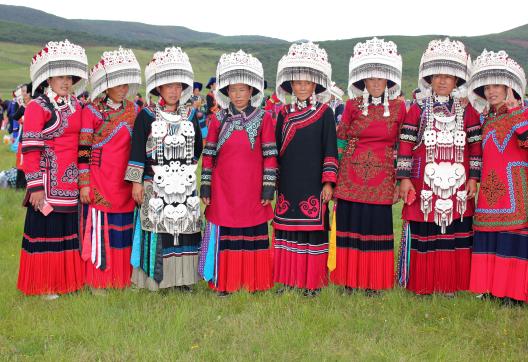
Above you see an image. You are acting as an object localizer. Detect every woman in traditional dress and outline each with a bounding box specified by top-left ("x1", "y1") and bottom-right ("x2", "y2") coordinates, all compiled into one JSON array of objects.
[
  {"x1": 125, "y1": 47, "x2": 203, "y2": 291},
  {"x1": 396, "y1": 38, "x2": 482, "y2": 295},
  {"x1": 330, "y1": 38, "x2": 406, "y2": 295},
  {"x1": 78, "y1": 47, "x2": 142, "y2": 290},
  {"x1": 17, "y1": 40, "x2": 88, "y2": 298},
  {"x1": 199, "y1": 50, "x2": 277, "y2": 296},
  {"x1": 272, "y1": 41, "x2": 338, "y2": 297},
  {"x1": 467, "y1": 49, "x2": 528, "y2": 304}
]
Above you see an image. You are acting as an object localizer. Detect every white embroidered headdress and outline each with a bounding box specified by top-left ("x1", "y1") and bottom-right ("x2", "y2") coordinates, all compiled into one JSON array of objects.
[
  {"x1": 468, "y1": 49, "x2": 526, "y2": 112},
  {"x1": 215, "y1": 50, "x2": 265, "y2": 109},
  {"x1": 89, "y1": 47, "x2": 142, "y2": 101},
  {"x1": 30, "y1": 39, "x2": 88, "y2": 96},
  {"x1": 418, "y1": 38, "x2": 471, "y2": 92},
  {"x1": 145, "y1": 46, "x2": 194, "y2": 104},
  {"x1": 276, "y1": 41, "x2": 332, "y2": 104},
  {"x1": 348, "y1": 37, "x2": 402, "y2": 99}
]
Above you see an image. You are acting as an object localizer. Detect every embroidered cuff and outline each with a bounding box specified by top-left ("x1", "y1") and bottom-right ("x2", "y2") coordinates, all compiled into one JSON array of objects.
[
  {"x1": 469, "y1": 157, "x2": 482, "y2": 180},
  {"x1": 322, "y1": 157, "x2": 338, "y2": 184},
  {"x1": 25, "y1": 171, "x2": 44, "y2": 192},
  {"x1": 396, "y1": 156, "x2": 413, "y2": 179},
  {"x1": 262, "y1": 168, "x2": 277, "y2": 200},
  {"x1": 203, "y1": 142, "x2": 217, "y2": 157},
  {"x1": 124, "y1": 162, "x2": 144, "y2": 183},
  {"x1": 262, "y1": 142, "x2": 278, "y2": 157}
]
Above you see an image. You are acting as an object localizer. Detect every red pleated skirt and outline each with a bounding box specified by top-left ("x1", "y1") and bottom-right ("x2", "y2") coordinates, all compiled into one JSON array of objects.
[
  {"x1": 17, "y1": 208, "x2": 84, "y2": 295},
  {"x1": 330, "y1": 200, "x2": 394, "y2": 290},
  {"x1": 208, "y1": 222, "x2": 273, "y2": 293},
  {"x1": 273, "y1": 229, "x2": 328, "y2": 290},
  {"x1": 406, "y1": 219, "x2": 472, "y2": 294},
  {"x1": 470, "y1": 229, "x2": 528, "y2": 302}
]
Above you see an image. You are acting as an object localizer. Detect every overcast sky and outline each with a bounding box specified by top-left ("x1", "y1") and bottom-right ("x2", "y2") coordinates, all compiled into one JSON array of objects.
[{"x1": 2, "y1": 0, "x2": 527, "y2": 41}]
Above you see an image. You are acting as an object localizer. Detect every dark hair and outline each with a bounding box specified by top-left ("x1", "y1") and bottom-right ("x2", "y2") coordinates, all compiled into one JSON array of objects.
[{"x1": 136, "y1": 92, "x2": 142, "y2": 98}]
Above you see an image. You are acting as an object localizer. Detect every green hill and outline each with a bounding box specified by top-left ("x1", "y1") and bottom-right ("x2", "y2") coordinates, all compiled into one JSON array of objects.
[{"x1": 0, "y1": 4, "x2": 526, "y2": 100}]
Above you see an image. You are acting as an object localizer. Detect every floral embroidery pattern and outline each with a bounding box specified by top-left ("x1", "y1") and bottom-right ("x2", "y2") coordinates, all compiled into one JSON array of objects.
[{"x1": 480, "y1": 170, "x2": 506, "y2": 206}]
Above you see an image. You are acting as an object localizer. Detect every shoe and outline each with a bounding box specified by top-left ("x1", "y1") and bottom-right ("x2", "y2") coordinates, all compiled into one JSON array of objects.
[
  {"x1": 302, "y1": 289, "x2": 320, "y2": 298},
  {"x1": 179, "y1": 285, "x2": 194, "y2": 293},
  {"x1": 42, "y1": 294, "x2": 59, "y2": 301},
  {"x1": 342, "y1": 286, "x2": 355, "y2": 296},
  {"x1": 217, "y1": 291, "x2": 230, "y2": 298},
  {"x1": 365, "y1": 289, "x2": 382, "y2": 298},
  {"x1": 500, "y1": 297, "x2": 524, "y2": 308},
  {"x1": 275, "y1": 286, "x2": 293, "y2": 295}
]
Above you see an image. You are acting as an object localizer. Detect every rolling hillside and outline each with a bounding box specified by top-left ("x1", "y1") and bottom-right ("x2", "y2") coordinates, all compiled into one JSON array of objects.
[{"x1": 0, "y1": 4, "x2": 526, "y2": 99}]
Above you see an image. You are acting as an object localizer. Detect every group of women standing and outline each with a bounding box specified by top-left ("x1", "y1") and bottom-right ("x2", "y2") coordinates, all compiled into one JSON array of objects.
[{"x1": 16, "y1": 37, "x2": 528, "y2": 304}]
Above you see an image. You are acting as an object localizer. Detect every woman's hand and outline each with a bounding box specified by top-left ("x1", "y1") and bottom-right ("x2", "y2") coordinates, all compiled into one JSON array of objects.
[
  {"x1": 466, "y1": 179, "x2": 477, "y2": 199},
  {"x1": 399, "y1": 178, "x2": 415, "y2": 204},
  {"x1": 201, "y1": 197, "x2": 211, "y2": 206},
  {"x1": 261, "y1": 199, "x2": 270, "y2": 206},
  {"x1": 29, "y1": 190, "x2": 45, "y2": 211},
  {"x1": 322, "y1": 183, "x2": 333, "y2": 203},
  {"x1": 132, "y1": 182, "x2": 144, "y2": 205},
  {"x1": 80, "y1": 186, "x2": 91, "y2": 204}
]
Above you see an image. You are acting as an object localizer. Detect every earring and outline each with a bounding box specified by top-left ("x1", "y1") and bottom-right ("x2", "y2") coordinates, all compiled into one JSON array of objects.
[
  {"x1": 383, "y1": 85, "x2": 390, "y2": 117},
  {"x1": 362, "y1": 86, "x2": 369, "y2": 116},
  {"x1": 310, "y1": 90, "x2": 316, "y2": 110},
  {"x1": 291, "y1": 92, "x2": 296, "y2": 112}
]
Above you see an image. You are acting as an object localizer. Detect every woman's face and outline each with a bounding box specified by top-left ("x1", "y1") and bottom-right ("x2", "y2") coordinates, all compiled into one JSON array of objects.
[
  {"x1": 106, "y1": 84, "x2": 129, "y2": 103},
  {"x1": 483, "y1": 84, "x2": 507, "y2": 108},
  {"x1": 48, "y1": 76, "x2": 73, "y2": 97},
  {"x1": 227, "y1": 83, "x2": 252, "y2": 110},
  {"x1": 158, "y1": 82, "x2": 183, "y2": 106},
  {"x1": 431, "y1": 74, "x2": 457, "y2": 96},
  {"x1": 291, "y1": 80, "x2": 316, "y2": 102},
  {"x1": 364, "y1": 78, "x2": 388, "y2": 98}
]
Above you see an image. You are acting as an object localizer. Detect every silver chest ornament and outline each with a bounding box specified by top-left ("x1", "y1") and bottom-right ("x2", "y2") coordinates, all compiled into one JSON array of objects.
[
  {"x1": 147, "y1": 106, "x2": 201, "y2": 237},
  {"x1": 420, "y1": 96, "x2": 468, "y2": 233}
]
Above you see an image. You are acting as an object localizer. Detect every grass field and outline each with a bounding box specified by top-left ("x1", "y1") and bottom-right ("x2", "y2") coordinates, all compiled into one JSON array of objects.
[{"x1": 0, "y1": 136, "x2": 527, "y2": 360}]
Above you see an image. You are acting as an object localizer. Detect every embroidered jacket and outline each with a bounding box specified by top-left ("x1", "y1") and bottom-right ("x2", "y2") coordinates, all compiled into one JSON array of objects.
[
  {"x1": 474, "y1": 106, "x2": 528, "y2": 231},
  {"x1": 335, "y1": 97, "x2": 406, "y2": 205},
  {"x1": 200, "y1": 105, "x2": 278, "y2": 227},
  {"x1": 21, "y1": 95, "x2": 82, "y2": 212},
  {"x1": 78, "y1": 98, "x2": 139, "y2": 213},
  {"x1": 273, "y1": 102, "x2": 338, "y2": 231},
  {"x1": 396, "y1": 99, "x2": 482, "y2": 222}
]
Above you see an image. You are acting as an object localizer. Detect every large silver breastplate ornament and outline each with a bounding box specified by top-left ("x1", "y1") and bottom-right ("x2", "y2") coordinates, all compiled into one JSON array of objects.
[
  {"x1": 420, "y1": 97, "x2": 467, "y2": 233},
  {"x1": 148, "y1": 106, "x2": 201, "y2": 238}
]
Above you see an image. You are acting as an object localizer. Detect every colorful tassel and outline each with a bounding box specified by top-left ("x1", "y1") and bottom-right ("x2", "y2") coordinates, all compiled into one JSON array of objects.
[
  {"x1": 397, "y1": 221, "x2": 411, "y2": 287},
  {"x1": 327, "y1": 201, "x2": 337, "y2": 271}
]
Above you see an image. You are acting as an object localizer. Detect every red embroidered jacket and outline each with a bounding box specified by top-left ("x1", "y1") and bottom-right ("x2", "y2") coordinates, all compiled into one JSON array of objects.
[
  {"x1": 474, "y1": 106, "x2": 528, "y2": 232},
  {"x1": 335, "y1": 98, "x2": 406, "y2": 205},
  {"x1": 78, "y1": 99, "x2": 139, "y2": 213},
  {"x1": 21, "y1": 96, "x2": 82, "y2": 212},
  {"x1": 396, "y1": 100, "x2": 482, "y2": 222},
  {"x1": 200, "y1": 107, "x2": 278, "y2": 228}
]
